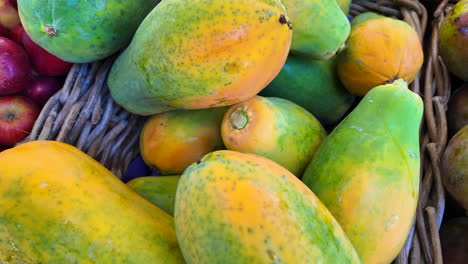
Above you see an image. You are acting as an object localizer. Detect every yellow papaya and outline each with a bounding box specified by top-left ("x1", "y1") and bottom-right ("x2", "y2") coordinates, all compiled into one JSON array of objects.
[
  {"x1": 221, "y1": 96, "x2": 326, "y2": 176},
  {"x1": 108, "y1": 0, "x2": 292, "y2": 115},
  {"x1": 140, "y1": 107, "x2": 227, "y2": 174},
  {"x1": 175, "y1": 150, "x2": 361, "y2": 263},
  {"x1": 337, "y1": 12, "x2": 423, "y2": 96},
  {"x1": 0, "y1": 141, "x2": 184, "y2": 263}
]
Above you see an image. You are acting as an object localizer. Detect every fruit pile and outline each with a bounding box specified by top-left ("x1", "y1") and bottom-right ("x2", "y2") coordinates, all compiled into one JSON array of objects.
[
  {"x1": 0, "y1": 0, "x2": 465, "y2": 263},
  {"x1": 0, "y1": 0, "x2": 72, "y2": 148}
]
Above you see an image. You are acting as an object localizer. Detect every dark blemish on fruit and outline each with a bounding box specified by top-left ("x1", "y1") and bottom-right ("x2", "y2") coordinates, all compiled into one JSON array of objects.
[
  {"x1": 247, "y1": 227, "x2": 254, "y2": 233},
  {"x1": 44, "y1": 25, "x2": 57, "y2": 37},
  {"x1": 455, "y1": 13, "x2": 468, "y2": 36},
  {"x1": 279, "y1": 14, "x2": 292, "y2": 30}
]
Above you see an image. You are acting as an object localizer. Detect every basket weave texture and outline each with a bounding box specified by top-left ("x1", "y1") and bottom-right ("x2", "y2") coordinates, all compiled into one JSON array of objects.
[{"x1": 22, "y1": 1, "x2": 447, "y2": 263}]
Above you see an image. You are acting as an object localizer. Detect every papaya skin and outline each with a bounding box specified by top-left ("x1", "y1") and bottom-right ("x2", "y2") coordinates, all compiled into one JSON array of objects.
[
  {"x1": 0, "y1": 141, "x2": 184, "y2": 263},
  {"x1": 127, "y1": 176, "x2": 180, "y2": 216},
  {"x1": 302, "y1": 79, "x2": 423, "y2": 264},
  {"x1": 337, "y1": 0, "x2": 352, "y2": 14},
  {"x1": 282, "y1": 0, "x2": 350, "y2": 59},
  {"x1": 17, "y1": 0, "x2": 160, "y2": 63},
  {"x1": 108, "y1": 0, "x2": 292, "y2": 115},
  {"x1": 175, "y1": 150, "x2": 361, "y2": 264},
  {"x1": 337, "y1": 12, "x2": 423, "y2": 96},
  {"x1": 260, "y1": 55, "x2": 355, "y2": 125},
  {"x1": 442, "y1": 125, "x2": 468, "y2": 211},
  {"x1": 140, "y1": 107, "x2": 227, "y2": 175},
  {"x1": 221, "y1": 96, "x2": 326, "y2": 176},
  {"x1": 439, "y1": 0, "x2": 468, "y2": 81}
]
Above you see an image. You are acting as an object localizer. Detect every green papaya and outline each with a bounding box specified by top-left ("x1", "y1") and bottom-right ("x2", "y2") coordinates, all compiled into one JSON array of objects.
[
  {"x1": 282, "y1": 0, "x2": 350, "y2": 59},
  {"x1": 259, "y1": 55, "x2": 355, "y2": 125},
  {"x1": 17, "y1": 0, "x2": 161, "y2": 63},
  {"x1": 302, "y1": 79, "x2": 423, "y2": 264},
  {"x1": 127, "y1": 176, "x2": 181, "y2": 216},
  {"x1": 108, "y1": 0, "x2": 292, "y2": 115}
]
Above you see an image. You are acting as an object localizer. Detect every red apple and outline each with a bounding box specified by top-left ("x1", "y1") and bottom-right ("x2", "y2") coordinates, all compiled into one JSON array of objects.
[
  {"x1": 8, "y1": 23, "x2": 22, "y2": 44},
  {"x1": 0, "y1": 0, "x2": 19, "y2": 29},
  {"x1": 0, "y1": 95, "x2": 39, "y2": 146},
  {"x1": 0, "y1": 37, "x2": 31, "y2": 95},
  {"x1": 18, "y1": 25, "x2": 73, "y2": 76},
  {"x1": 8, "y1": 0, "x2": 16, "y2": 9},
  {"x1": 23, "y1": 76, "x2": 63, "y2": 106}
]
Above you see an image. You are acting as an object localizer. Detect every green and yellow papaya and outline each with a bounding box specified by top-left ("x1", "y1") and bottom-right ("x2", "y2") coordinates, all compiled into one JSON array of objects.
[
  {"x1": 0, "y1": 141, "x2": 184, "y2": 263},
  {"x1": 108, "y1": 0, "x2": 292, "y2": 115},
  {"x1": 175, "y1": 150, "x2": 361, "y2": 264},
  {"x1": 127, "y1": 176, "x2": 181, "y2": 216},
  {"x1": 17, "y1": 0, "x2": 160, "y2": 63},
  {"x1": 302, "y1": 79, "x2": 423, "y2": 264},
  {"x1": 221, "y1": 96, "x2": 326, "y2": 176},
  {"x1": 260, "y1": 55, "x2": 355, "y2": 125}
]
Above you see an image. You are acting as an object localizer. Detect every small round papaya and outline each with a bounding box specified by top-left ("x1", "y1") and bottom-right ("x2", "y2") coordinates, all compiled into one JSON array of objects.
[
  {"x1": 337, "y1": 12, "x2": 423, "y2": 96},
  {"x1": 140, "y1": 107, "x2": 227, "y2": 175},
  {"x1": 221, "y1": 96, "x2": 326, "y2": 176}
]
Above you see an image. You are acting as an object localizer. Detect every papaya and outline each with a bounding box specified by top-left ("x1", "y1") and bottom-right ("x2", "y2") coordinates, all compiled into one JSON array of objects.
[
  {"x1": 17, "y1": 0, "x2": 160, "y2": 63},
  {"x1": 282, "y1": 0, "x2": 350, "y2": 59},
  {"x1": 175, "y1": 150, "x2": 361, "y2": 264},
  {"x1": 0, "y1": 141, "x2": 184, "y2": 263},
  {"x1": 108, "y1": 0, "x2": 292, "y2": 116},
  {"x1": 259, "y1": 55, "x2": 355, "y2": 125},
  {"x1": 439, "y1": 0, "x2": 468, "y2": 81},
  {"x1": 337, "y1": 0, "x2": 352, "y2": 15},
  {"x1": 127, "y1": 176, "x2": 180, "y2": 216},
  {"x1": 140, "y1": 107, "x2": 227, "y2": 175},
  {"x1": 221, "y1": 96, "x2": 326, "y2": 176},
  {"x1": 302, "y1": 79, "x2": 423, "y2": 264},
  {"x1": 442, "y1": 125, "x2": 468, "y2": 211},
  {"x1": 337, "y1": 12, "x2": 423, "y2": 96}
]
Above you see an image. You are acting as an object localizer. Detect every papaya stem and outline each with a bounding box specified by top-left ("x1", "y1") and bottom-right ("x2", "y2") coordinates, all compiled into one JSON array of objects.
[
  {"x1": 279, "y1": 14, "x2": 293, "y2": 30},
  {"x1": 230, "y1": 109, "x2": 248, "y2": 130},
  {"x1": 44, "y1": 25, "x2": 57, "y2": 37}
]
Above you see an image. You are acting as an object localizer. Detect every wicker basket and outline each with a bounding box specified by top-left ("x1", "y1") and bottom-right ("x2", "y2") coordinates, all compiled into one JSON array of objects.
[{"x1": 20, "y1": 0, "x2": 442, "y2": 263}]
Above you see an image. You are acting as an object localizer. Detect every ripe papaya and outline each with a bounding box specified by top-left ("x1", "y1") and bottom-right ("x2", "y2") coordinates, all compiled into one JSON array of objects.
[
  {"x1": 140, "y1": 107, "x2": 227, "y2": 175},
  {"x1": 175, "y1": 150, "x2": 361, "y2": 264},
  {"x1": 17, "y1": 0, "x2": 160, "y2": 63},
  {"x1": 302, "y1": 79, "x2": 423, "y2": 264},
  {"x1": 337, "y1": 12, "x2": 423, "y2": 96},
  {"x1": 127, "y1": 176, "x2": 180, "y2": 216},
  {"x1": 439, "y1": 0, "x2": 468, "y2": 81},
  {"x1": 221, "y1": 96, "x2": 326, "y2": 176},
  {"x1": 260, "y1": 55, "x2": 355, "y2": 125},
  {"x1": 0, "y1": 141, "x2": 184, "y2": 263},
  {"x1": 282, "y1": 0, "x2": 350, "y2": 59},
  {"x1": 108, "y1": 0, "x2": 292, "y2": 115}
]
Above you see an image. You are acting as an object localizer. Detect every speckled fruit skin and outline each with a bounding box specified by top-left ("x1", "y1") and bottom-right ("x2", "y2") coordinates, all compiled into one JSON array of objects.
[
  {"x1": 439, "y1": 0, "x2": 468, "y2": 81},
  {"x1": 17, "y1": 0, "x2": 161, "y2": 63},
  {"x1": 337, "y1": 0, "x2": 351, "y2": 14},
  {"x1": 442, "y1": 125, "x2": 468, "y2": 211},
  {"x1": 0, "y1": 141, "x2": 184, "y2": 263},
  {"x1": 260, "y1": 55, "x2": 355, "y2": 125},
  {"x1": 175, "y1": 150, "x2": 361, "y2": 264},
  {"x1": 281, "y1": 0, "x2": 350, "y2": 59},
  {"x1": 108, "y1": 0, "x2": 292, "y2": 115},
  {"x1": 140, "y1": 107, "x2": 227, "y2": 175},
  {"x1": 337, "y1": 12, "x2": 423, "y2": 96},
  {"x1": 127, "y1": 176, "x2": 181, "y2": 216},
  {"x1": 302, "y1": 79, "x2": 423, "y2": 264},
  {"x1": 221, "y1": 96, "x2": 326, "y2": 176}
]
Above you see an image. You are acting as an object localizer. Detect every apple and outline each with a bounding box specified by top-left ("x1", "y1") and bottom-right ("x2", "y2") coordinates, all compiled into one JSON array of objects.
[
  {"x1": 0, "y1": 24, "x2": 8, "y2": 37},
  {"x1": 0, "y1": 37, "x2": 31, "y2": 95},
  {"x1": 0, "y1": 145, "x2": 6, "y2": 152},
  {"x1": 23, "y1": 76, "x2": 64, "y2": 107},
  {"x1": 8, "y1": 0, "x2": 16, "y2": 9},
  {"x1": 14, "y1": 24, "x2": 72, "y2": 76},
  {"x1": 0, "y1": 95, "x2": 39, "y2": 146},
  {"x1": 0, "y1": 0, "x2": 19, "y2": 29}
]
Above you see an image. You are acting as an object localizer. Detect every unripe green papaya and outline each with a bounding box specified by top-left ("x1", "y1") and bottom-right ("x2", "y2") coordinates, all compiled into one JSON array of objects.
[
  {"x1": 17, "y1": 0, "x2": 160, "y2": 63},
  {"x1": 260, "y1": 55, "x2": 355, "y2": 125},
  {"x1": 302, "y1": 79, "x2": 423, "y2": 264},
  {"x1": 282, "y1": 0, "x2": 350, "y2": 59}
]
